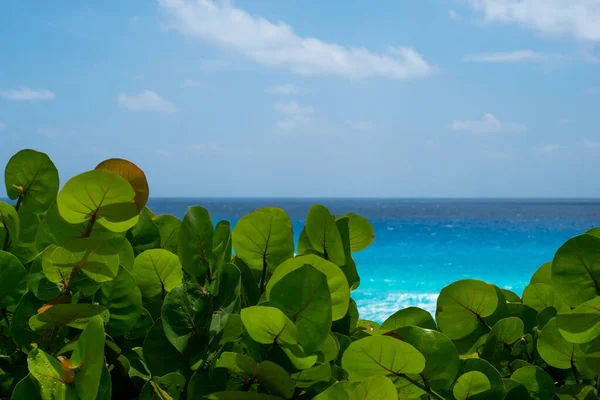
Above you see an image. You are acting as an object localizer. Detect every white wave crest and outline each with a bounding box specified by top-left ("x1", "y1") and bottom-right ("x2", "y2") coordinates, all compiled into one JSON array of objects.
[{"x1": 356, "y1": 292, "x2": 439, "y2": 323}]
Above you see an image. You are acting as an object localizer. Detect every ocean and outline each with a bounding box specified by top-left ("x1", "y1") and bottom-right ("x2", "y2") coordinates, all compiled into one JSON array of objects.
[{"x1": 148, "y1": 198, "x2": 600, "y2": 323}]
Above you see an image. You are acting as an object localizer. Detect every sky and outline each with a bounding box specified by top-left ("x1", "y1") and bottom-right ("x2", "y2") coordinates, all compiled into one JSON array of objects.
[{"x1": 1, "y1": 0, "x2": 600, "y2": 198}]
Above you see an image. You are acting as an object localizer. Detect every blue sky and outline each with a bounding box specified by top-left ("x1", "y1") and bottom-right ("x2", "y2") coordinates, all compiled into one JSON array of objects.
[{"x1": 1, "y1": 0, "x2": 599, "y2": 197}]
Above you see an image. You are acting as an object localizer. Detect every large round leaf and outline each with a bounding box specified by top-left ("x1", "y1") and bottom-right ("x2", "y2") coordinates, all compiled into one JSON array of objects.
[
  {"x1": 240, "y1": 306, "x2": 298, "y2": 346},
  {"x1": 335, "y1": 217, "x2": 360, "y2": 290},
  {"x1": 132, "y1": 249, "x2": 183, "y2": 318},
  {"x1": 71, "y1": 316, "x2": 105, "y2": 400},
  {"x1": 530, "y1": 262, "x2": 552, "y2": 285},
  {"x1": 232, "y1": 207, "x2": 294, "y2": 274},
  {"x1": 100, "y1": 266, "x2": 143, "y2": 337},
  {"x1": 305, "y1": 205, "x2": 345, "y2": 266},
  {"x1": 10, "y1": 292, "x2": 60, "y2": 351},
  {"x1": 350, "y1": 375, "x2": 397, "y2": 400},
  {"x1": 269, "y1": 265, "x2": 332, "y2": 353},
  {"x1": 503, "y1": 379, "x2": 532, "y2": 400},
  {"x1": 453, "y1": 371, "x2": 491, "y2": 400},
  {"x1": 511, "y1": 366, "x2": 556, "y2": 400},
  {"x1": 162, "y1": 284, "x2": 211, "y2": 353},
  {"x1": 556, "y1": 296, "x2": 600, "y2": 344},
  {"x1": 5, "y1": 149, "x2": 59, "y2": 213},
  {"x1": 29, "y1": 303, "x2": 107, "y2": 331},
  {"x1": 45, "y1": 237, "x2": 119, "y2": 283},
  {"x1": 0, "y1": 251, "x2": 27, "y2": 300},
  {"x1": 482, "y1": 317, "x2": 524, "y2": 363},
  {"x1": 436, "y1": 279, "x2": 498, "y2": 339},
  {"x1": 0, "y1": 201, "x2": 19, "y2": 248},
  {"x1": 537, "y1": 318, "x2": 586, "y2": 370},
  {"x1": 126, "y1": 207, "x2": 160, "y2": 255},
  {"x1": 392, "y1": 326, "x2": 460, "y2": 391},
  {"x1": 552, "y1": 234, "x2": 600, "y2": 307},
  {"x1": 153, "y1": 214, "x2": 181, "y2": 254},
  {"x1": 179, "y1": 206, "x2": 213, "y2": 281},
  {"x1": 27, "y1": 347, "x2": 71, "y2": 400},
  {"x1": 95, "y1": 158, "x2": 149, "y2": 212},
  {"x1": 11, "y1": 375, "x2": 42, "y2": 400},
  {"x1": 106, "y1": 236, "x2": 134, "y2": 272},
  {"x1": 57, "y1": 170, "x2": 139, "y2": 233},
  {"x1": 267, "y1": 255, "x2": 350, "y2": 321},
  {"x1": 143, "y1": 318, "x2": 188, "y2": 377},
  {"x1": 522, "y1": 283, "x2": 568, "y2": 313},
  {"x1": 462, "y1": 358, "x2": 505, "y2": 400},
  {"x1": 337, "y1": 212, "x2": 374, "y2": 252},
  {"x1": 342, "y1": 335, "x2": 425, "y2": 380},
  {"x1": 381, "y1": 307, "x2": 436, "y2": 331},
  {"x1": 314, "y1": 382, "x2": 361, "y2": 400}
]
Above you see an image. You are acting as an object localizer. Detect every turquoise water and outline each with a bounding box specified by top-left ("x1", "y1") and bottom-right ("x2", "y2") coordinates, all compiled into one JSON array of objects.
[{"x1": 147, "y1": 198, "x2": 600, "y2": 322}]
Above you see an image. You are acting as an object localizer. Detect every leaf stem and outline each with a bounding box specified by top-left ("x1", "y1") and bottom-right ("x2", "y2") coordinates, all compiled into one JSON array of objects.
[
  {"x1": 571, "y1": 360, "x2": 581, "y2": 384},
  {"x1": 401, "y1": 374, "x2": 447, "y2": 400},
  {"x1": 259, "y1": 254, "x2": 268, "y2": 294},
  {"x1": 15, "y1": 196, "x2": 22, "y2": 212},
  {"x1": 65, "y1": 214, "x2": 96, "y2": 293}
]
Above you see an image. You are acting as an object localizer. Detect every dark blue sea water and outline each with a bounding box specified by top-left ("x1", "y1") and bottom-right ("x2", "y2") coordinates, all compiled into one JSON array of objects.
[{"x1": 150, "y1": 199, "x2": 600, "y2": 322}]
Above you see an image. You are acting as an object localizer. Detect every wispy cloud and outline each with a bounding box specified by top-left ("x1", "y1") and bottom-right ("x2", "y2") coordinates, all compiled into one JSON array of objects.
[
  {"x1": 0, "y1": 87, "x2": 55, "y2": 101},
  {"x1": 449, "y1": 10, "x2": 459, "y2": 20},
  {"x1": 577, "y1": 139, "x2": 600, "y2": 149},
  {"x1": 266, "y1": 84, "x2": 298, "y2": 95},
  {"x1": 199, "y1": 59, "x2": 230, "y2": 70},
  {"x1": 0, "y1": 121, "x2": 5, "y2": 130},
  {"x1": 534, "y1": 144, "x2": 563, "y2": 154},
  {"x1": 462, "y1": 50, "x2": 548, "y2": 63},
  {"x1": 451, "y1": 113, "x2": 527, "y2": 134},
  {"x1": 117, "y1": 90, "x2": 178, "y2": 113},
  {"x1": 345, "y1": 120, "x2": 376, "y2": 131},
  {"x1": 188, "y1": 143, "x2": 224, "y2": 154},
  {"x1": 158, "y1": 0, "x2": 434, "y2": 80},
  {"x1": 274, "y1": 101, "x2": 315, "y2": 130},
  {"x1": 183, "y1": 79, "x2": 206, "y2": 88},
  {"x1": 465, "y1": 0, "x2": 600, "y2": 42}
]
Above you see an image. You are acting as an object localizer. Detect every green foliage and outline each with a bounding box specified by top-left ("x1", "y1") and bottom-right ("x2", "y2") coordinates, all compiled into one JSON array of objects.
[{"x1": 3, "y1": 147, "x2": 600, "y2": 399}]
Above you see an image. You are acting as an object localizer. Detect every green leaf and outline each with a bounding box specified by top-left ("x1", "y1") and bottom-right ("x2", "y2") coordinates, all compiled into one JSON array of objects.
[
  {"x1": 503, "y1": 378, "x2": 532, "y2": 400},
  {"x1": 522, "y1": 283, "x2": 568, "y2": 312},
  {"x1": 267, "y1": 255, "x2": 350, "y2": 321},
  {"x1": 240, "y1": 306, "x2": 298, "y2": 346},
  {"x1": 46, "y1": 237, "x2": 120, "y2": 283},
  {"x1": 291, "y1": 363, "x2": 331, "y2": 389},
  {"x1": 337, "y1": 212, "x2": 374, "y2": 253},
  {"x1": 381, "y1": 307, "x2": 436, "y2": 331},
  {"x1": 162, "y1": 284, "x2": 210, "y2": 353},
  {"x1": 461, "y1": 358, "x2": 505, "y2": 400},
  {"x1": 27, "y1": 347, "x2": 70, "y2": 400},
  {"x1": 552, "y1": 234, "x2": 600, "y2": 307},
  {"x1": 0, "y1": 251, "x2": 27, "y2": 300},
  {"x1": 0, "y1": 201, "x2": 19, "y2": 248},
  {"x1": 126, "y1": 207, "x2": 160, "y2": 255},
  {"x1": 153, "y1": 214, "x2": 181, "y2": 254},
  {"x1": 206, "y1": 393, "x2": 283, "y2": 400},
  {"x1": 100, "y1": 266, "x2": 143, "y2": 337},
  {"x1": 187, "y1": 369, "x2": 227, "y2": 399},
  {"x1": 304, "y1": 205, "x2": 345, "y2": 266},
  {"x1": 342, "y1": 335, "x2": 425, "y2": 380},
  {"x1": 95, "y1": 158, "x2": 149, "y2": 212},
  {"x1": 511, "y1": 366, "x2": 556, "y2": 400},
  {"x1": 556, "y1": 296, "x2": 600, "y2": 344},
  {"x1": 281, "y1": 346, "x2": 318, "y2": 370},
  {"x1": 106, "y1": 236, "x2": 134, "y2": 272},
  {"x1": 530, "y1": 262, "x2": 552, "y2": 285},
  {"x1": 132, "y1": 249, "x2": 183, "y2": 318},
  {"x1": 11, "y1": 375, "x2": 42, "y2": 400},
  {"x1": 350, "y1": 375, "x2": 397, "y2": 400},
  {"x1": 10, "y1": 292, "x2": 60, "y2": 351},
  {"x1": 502, "y1": 289, "x2": 522, "y2": 303},
  {"x1": 140, "y1": 373, "x2": 186, "y2": 400},
  {"x1": 5, "y1": 149, "x2": 59, "y2": 213},
  {"x1": 143, "y1": 319, "x2": 188, "y2": 377},
  {"x1": 392, "y1": 326, "x2": 460, "y2": 391},
  {"x1": 436, "y1": 279, "x2": 498, "y2": 340},
  {"x1": 95, "y1": 367, "x2": 112, "y2": 400},
  {"x1": 178, "y1": 206, "x2": 213, "y2": 281},
  {"x1": 71, "y1": 316, "x2": 105, "y2": 400},
  {"x1": 313, "y1": 382, "x2": 361, "y2": 400},
  {"x1": 255, "y1": 361, "x2": 295, "y2": 399},
  {"x1": 537, "y1": 318, "x2": 585, "y2": 370},
  {"x1": 269, "y1": 264, "x2": 332, "y2": 353},
  {"x1": 335, "y1": 217, "x2": 360, "y2": 290},
  {"x1": 232, "y1": 207, "x2": 294, "y2": 273},
  {"x1": 56, "y1": 170, "x2": 139, "y2": 233},
  {"x1": 453, "y1": 371, "x2": 491, "y2": 400},
  {"x1": 29, "y1": 304, "x2": 107, "y2": 331},
  {"x1": 536, "y1": 307, "x2": 557, "y2": 330}
]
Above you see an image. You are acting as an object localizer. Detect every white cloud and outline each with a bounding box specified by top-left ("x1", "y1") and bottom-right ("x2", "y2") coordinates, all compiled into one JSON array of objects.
[
  {"x1": 188, "y1": 143, "x2": 224, "y2": 153},
  {"x1": 534, "y1": 144, "x2": 562, "y2": 154},
  {"x1": 130, "y1": 16, "x2": 139, "y2": 24},
  {"x1": 183, "y1": 79, "x2": 206, "y2": 88},
  {"x1": 273, "y1": 101, "x2": 315, "y2": 130},
  {"x1": 466, "y1": 0, "x2": 600, "y2": 42},
  {"x1": 0, "y1": 121, "x2": 5, "y2": 130},
  {"x1": 266, "y1": 84, "x2": 298, "y2": 95},
  {"x1": 451, "y1": 113, "x2": 528, "y2": 134},
  {"x1": 462, "y1": 50, "x2": 548, "y2": 63},
  {"x1": 577, "y1": 139, "x2": 600, "y2": 149},
  {"x1": 0, "y1": 87, "x2": 55, "y2": 101},
  {"x1": 449, "y1": 10, "x2": 458, "y2": 20},
  {"x1": 199, "y1": 59, "x2": 230, "y2": 69},
  {"x1": 117, "y1": 90, "x2": 178, "y2": 113},
  {"x1": 345, "y1": 120, "x2": 376, "y2": 131},
  {"x1": 158, "y1": 0, "x2": 434, "y2": 80}
]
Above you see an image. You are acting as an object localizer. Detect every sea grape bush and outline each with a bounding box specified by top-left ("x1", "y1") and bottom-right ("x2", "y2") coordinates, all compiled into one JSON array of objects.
[{"x1": 1, "y1": 149, "x2": 600, "y2": 400}]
